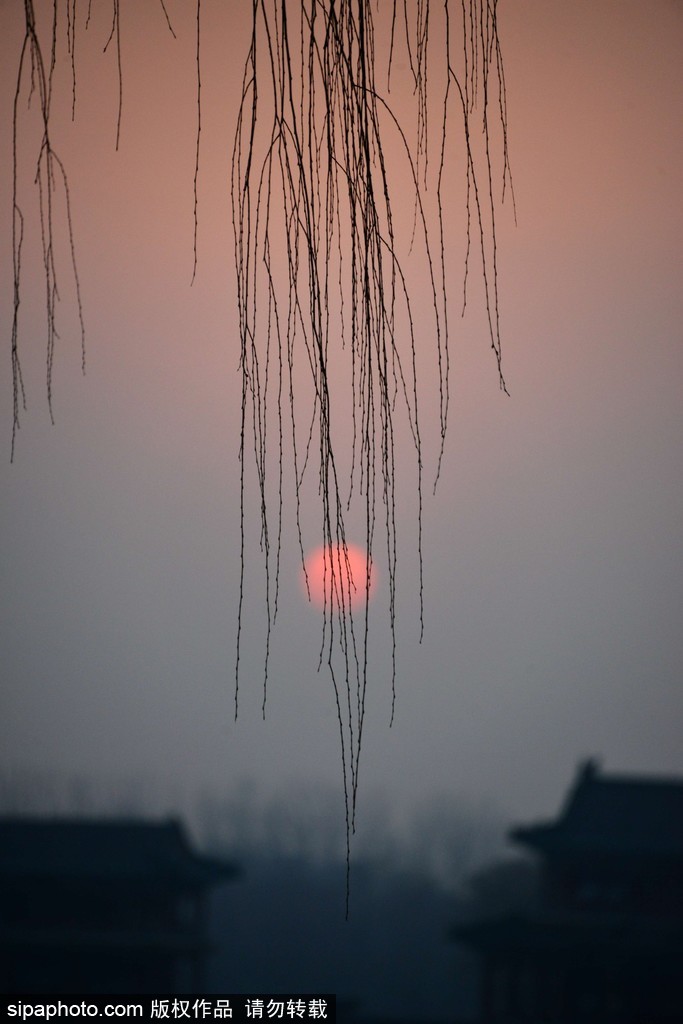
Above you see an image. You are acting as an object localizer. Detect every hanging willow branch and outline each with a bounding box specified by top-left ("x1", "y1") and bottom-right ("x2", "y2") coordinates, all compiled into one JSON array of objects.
[
  {"x1": 9, "y1": 1, "x2": 512, "y2": 891},
  {"x1": 231, "y1": 0, "x2": 512, "y2": 886},
  {"x1": 11, "y1": 0, "x2": 86, "y2": 462}
]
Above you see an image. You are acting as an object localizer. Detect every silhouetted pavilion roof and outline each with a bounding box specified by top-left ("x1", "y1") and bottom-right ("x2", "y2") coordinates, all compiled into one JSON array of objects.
[
  {"x1": 511, "y1": 760, "x2": 683, "y2": 860},
  {"x1": 0, "y1": 817, "x2": 238, "y2": 889}
]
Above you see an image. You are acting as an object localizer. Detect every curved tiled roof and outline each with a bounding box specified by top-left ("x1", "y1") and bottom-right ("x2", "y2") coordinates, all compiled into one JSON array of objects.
[
  {"x1": 511, "y1": 760, "x2": 683, "y2": 858},
  {"x1": 0, "y1": 817, "x2": 238, "y2": 887}
]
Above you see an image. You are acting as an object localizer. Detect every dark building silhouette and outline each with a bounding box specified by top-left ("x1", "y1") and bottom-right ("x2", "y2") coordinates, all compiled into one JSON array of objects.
[
  {"x1": 0, "y1": 817, "x2": 237, "y2": 993},
  {"x1": 456, "y1": 760, "x2": 683, "y2": 1023}
]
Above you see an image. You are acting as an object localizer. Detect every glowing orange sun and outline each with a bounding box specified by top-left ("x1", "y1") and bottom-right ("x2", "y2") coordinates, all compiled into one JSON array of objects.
[{"x1": 301, "y1": 543, "x2": 376, "y2": 610}]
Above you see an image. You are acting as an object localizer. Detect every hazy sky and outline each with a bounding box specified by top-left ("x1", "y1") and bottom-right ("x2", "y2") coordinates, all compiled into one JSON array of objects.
[{"x1": 1, "y1": 1, "x2": 682, "y2": 841}]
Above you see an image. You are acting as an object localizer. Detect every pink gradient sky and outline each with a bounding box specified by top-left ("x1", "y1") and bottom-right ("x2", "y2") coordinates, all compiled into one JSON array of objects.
[{"x1": 1, "y1": 1, "x2": 682, "y2": 836}]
